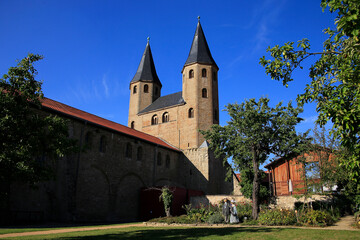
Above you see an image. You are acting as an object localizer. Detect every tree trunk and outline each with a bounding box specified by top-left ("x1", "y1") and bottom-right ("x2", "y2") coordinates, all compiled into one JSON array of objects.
[
  {"x1": 252, "y1": 148, "x2": 260, "y2": 220},
  {"x1": 165, "y1": 208, "x2": 171, "y2": 217}
]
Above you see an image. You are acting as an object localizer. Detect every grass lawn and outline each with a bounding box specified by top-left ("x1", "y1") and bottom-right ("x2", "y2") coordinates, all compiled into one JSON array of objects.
[
  {"x1": 0, "y1": 222, "x2": 142, "y2": 234},
  {"x1": 1, "y1": 226, "x2": 360, "y2": 240}
]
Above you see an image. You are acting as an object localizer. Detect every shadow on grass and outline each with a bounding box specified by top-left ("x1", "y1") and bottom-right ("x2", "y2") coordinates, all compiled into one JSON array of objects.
[{"x1": 56, "y1": 227, "x2": 284, "y2": 240}]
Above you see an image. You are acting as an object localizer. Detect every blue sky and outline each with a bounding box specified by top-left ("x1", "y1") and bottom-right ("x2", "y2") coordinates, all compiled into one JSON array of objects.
[{"x1": 1, "y1": 0, "x2": 335, "y2": 140}]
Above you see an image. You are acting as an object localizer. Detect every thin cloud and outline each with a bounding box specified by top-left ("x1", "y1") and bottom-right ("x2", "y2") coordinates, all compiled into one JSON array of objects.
[
  {"x1": 251, "y1": 0, "x2": 287, "y2": 54},
  {"x1": 102, "y1": 74, "x2": 109, "y2": 98}
]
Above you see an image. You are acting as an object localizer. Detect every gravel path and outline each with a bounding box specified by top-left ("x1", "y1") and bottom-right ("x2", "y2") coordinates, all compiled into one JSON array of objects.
[{"x1": 0, "y1": 215, "x2": 358, "y2": 239}]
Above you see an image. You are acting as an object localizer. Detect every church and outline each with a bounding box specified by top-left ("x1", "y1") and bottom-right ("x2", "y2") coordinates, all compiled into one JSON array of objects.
[{"x1": 8, "y1": 19, "x2": 236, "y2": 223}]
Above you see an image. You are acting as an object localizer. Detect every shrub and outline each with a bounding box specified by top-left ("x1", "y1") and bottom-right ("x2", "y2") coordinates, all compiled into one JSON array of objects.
[
  {"x1": 207, "y1": 212, "x2": 224, "y2": 224},
  {"x1": 354, "y1": 211, "x2": 360, "y2": 229},
  {"x1": 236, "y1": 202, "x2": 252, "y2": 222},
  {"x1": 148, "y1": 215, "x2": 193, "y2": 224},
  {"x1": 258, "y1": 209, "x2": 296, "y2": 226},
  {"x1": 298, "y1": 210, "x2": 334, "y2": 227},
  {"x1": 183, "y1": 203, "x2": 220, "y2": 223}
]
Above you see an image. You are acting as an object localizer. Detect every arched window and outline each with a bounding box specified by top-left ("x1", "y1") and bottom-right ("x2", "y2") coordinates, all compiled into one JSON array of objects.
[
  {"x1": 162, "y1": 112, "x2": 169, "y2": 123},
  {"x1": 137, "y1": 146, "x2": 143, "y2": 161},
  {"x1": 85, "y1": 131, "x2": 93, "y2": 149},
  {"x1": 130, "y1": 121, "x2": 135, "y2": 129},
  {"x1": 126, "y1": 143, "x2": 132, "y2": 158},
  {"x1": 144, "y1": 84, "x2": 149, "y2": 93},
  {"x1": 165, "y1": 155, "x2": 170, "y2": 168},
  {"x1": 99, "y1": 136, "x2": 106, "y2": 153},
  {"x1": 189, "y1": 69, "x2": 194, "y2": 79},
  {"x1": 202, "y1": 88, "x2": 208, "y2": 98},
  {"x1": 157, "y1": 152, "x2": 162, "y2": 166},
  {"x1": 133, "y1": 85, "x2": 137, "y2": 94},
  {"x1": 188, "y1": 108, "x2": 194, "y2": 118},
  {"x1": 151, "y1": 115, "x2": 158, "y2": 125},
  {"x1": 202, "y1": 68, "x2": 207, "y2": 77}
]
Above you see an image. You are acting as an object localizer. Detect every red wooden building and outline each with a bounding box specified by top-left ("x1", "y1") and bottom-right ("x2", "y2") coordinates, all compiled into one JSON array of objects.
[{"x1": 264, "y1": 150, "x2": 334, "y2": 196}]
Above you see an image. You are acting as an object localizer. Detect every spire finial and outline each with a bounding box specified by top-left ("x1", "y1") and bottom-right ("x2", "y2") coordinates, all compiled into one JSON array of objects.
[
  {"x1": 147, "y1": 37, "x2": 150, "y2": 43},
  {"x1": 197, "y1": 16, "x2": 200, "y2": 22}
]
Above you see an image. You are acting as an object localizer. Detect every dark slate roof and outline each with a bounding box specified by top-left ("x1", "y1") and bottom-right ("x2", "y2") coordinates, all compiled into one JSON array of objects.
[
  {"x1": 139, "y1": 91, "x2": 185, "y2": 114},
  {"x1": 184, "y1": 20, "x2": 218, "y2": 69},
  {"x1": 131, "y1": 40, "x2": 162, "y2": 87}
]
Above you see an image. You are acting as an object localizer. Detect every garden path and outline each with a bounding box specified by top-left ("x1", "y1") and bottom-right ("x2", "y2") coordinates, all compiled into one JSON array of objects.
[{"x1": 0, "y1": 215, "x2": 358, "y2": 239}]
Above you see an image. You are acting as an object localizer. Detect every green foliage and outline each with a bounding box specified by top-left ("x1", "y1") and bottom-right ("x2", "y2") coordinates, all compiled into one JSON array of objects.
[
  {"x1": 207, "y1": 212, "x2": 224, "y2": 224},
  {"x1": 159, "y1": 187, "x2": 173, "y2": 217},
  {"x1": 260, "y1": 0, "x2": 360, "y2": 182},
  {"x1": 0, "y1": 55, "x2": 79, "y2": 220},
  {"x1": 0, "y1": 54, "x2": 77, "y2": 201},
  {"x1": 148, "y1": 215, "x2": 193, "y2": 224},
  {"x1": 239, "y1": 169, "x2": 269, "y2": 202},
  {"x1": 298, "y1": 209, "x2": 334, "y2": 226},
  {"x1": 355, "y1": 211, "x2": 360, "y2": 229},
  {"x1": 183, "y1": 204, "x2": 220, "y2": 223},
  {"x1": 236, "y1": 202, "x2": 253, "y2": 221},
  {"x1": 258, "y1": 209, "x2": 297, "y2": 226},
  {"x1": 201, "y1": 97, "x2": 309, "y2": 219}
]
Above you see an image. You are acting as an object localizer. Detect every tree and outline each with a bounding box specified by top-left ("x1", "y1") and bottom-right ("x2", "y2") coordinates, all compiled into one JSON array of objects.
[
  {"x1": 201, "y1": 97, "x2": 309, "y2": 219},
  {"x1": 159, "y1": 186, "x2": 173, "y2": 217},
  {"x1": 0, "y1": 54, "x2": 76, "y2": 217},
  {"x1": 260, "y1": 0, "x2": 360, "y2": 182},
  {"x1": 239, "y1": 168, "x2": 269, "y2": 204}
]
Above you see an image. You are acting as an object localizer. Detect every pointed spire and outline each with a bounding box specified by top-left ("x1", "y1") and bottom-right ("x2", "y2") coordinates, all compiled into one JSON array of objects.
[
  {"x1": 184, "y1": 17, "x2": 217, "y2": 68},
  {"x1": 131, "y1": 38, "x2": 162, "y2": 87}
]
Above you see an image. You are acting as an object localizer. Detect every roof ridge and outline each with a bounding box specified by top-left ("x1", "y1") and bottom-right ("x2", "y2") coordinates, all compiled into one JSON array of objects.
[{"x1": 41, "y1": 97, "x2": 180, "y2": 152}]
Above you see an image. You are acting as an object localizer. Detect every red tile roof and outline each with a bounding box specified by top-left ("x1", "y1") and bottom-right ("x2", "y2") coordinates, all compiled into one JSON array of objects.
[{"x1": 41, "y1": 97, "x2": 180, "y2": 152}]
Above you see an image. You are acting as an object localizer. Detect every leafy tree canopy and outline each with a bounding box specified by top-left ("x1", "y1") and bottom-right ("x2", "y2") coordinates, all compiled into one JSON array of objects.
[
  {"x1": 260, "y1": 0, "x2": 360, "y2": 181},
  {"x1": 202, "y1": 97, "x2": 309, "y2": 219},
  {"x1": 0, "y1": 54, "x2": 76, "y2": 188}
]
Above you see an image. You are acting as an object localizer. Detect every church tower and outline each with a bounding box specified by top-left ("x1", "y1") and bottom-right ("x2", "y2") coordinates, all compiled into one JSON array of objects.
[
  {"x1": 180, "y1": 17, "x2": 219, "y2": 148},
  {"x1": 128, "y1": 38, "x2": 162, "y2": 129}
]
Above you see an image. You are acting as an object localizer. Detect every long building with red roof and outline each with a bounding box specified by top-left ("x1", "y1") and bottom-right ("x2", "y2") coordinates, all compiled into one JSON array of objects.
[{"x1": 8, "y1": 20, "x2": 234, "y2": 223}]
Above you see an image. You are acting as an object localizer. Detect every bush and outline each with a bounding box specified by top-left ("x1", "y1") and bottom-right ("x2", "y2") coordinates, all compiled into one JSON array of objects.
[
  {"x1": 148, "y1": 215, "x2": 193, "y2": 224},
  {"x1": 236, "y1": 202, "x2": 252, "y2": 222},
  {"x1": 298, "y1": 210, "x2": 334, "y2": 227},
  {"x1": 258, "y1": 209, "x2": 296, "y2": 226},
  {"x1": 207, "y1": 212, "x2": 224, "y2": 224},
  {"x1": 354, "y1": 211, "x2": 360, "y2": 229},
  {"x1": 183, "y1": 204, "x2": 220, "y2": 223}
]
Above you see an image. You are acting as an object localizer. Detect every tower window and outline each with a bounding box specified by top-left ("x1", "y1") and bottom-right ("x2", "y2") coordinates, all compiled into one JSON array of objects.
[
  {"x1": 202, "y1": 68, "x2": 207, "y2": 77},
  {"x1": 202, "y1": 88, "x2": 208, "y2": 98},
  {"x1": 130, "y1": 121, "x2": 135, "y2": 129},
  {"x1": 137, "y1": 146, "x2": 143, "y2": 161},
  {"x1": 133, "y1": 85, "x2": 137, "y2": 94},
  {"x1": 188, "y1": 108, "x2": 194, "y2": 118},
  {"x1": 189, "y1": 69, "x2": 194, "y2": 79},
  {"x1": 165, "y1": 155, "x2": 170, "y2": 168},
  {"x1": 85, "y1": 131, "x2": 93, "y2": 149},
  {"x1": 99, "y1": 136, "x2": 106, "y2": 153},
  {"x1": 157, "y1": 152, "x2": 162, "y2": 166},
  {"x1": 126, "y1": 143, "x2": 132, "y2": 159},
  {"x1": 151, "y1": 115, "x2": 158, "y2": 125},
  {"x1": 162, "y1": 112, "x2": 169, "y2": 123},
  {"x1": 144, "y1": 84, "x2": 149, "y2": 93}
]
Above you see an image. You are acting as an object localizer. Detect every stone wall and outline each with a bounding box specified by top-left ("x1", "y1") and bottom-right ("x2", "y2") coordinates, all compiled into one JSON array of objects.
[
  {"x1": 190, "y1": 195, "x2": 250, "y2": 207},
  {"x1": 271, "y1": 195, "x2": 332, "y2": 210}
]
